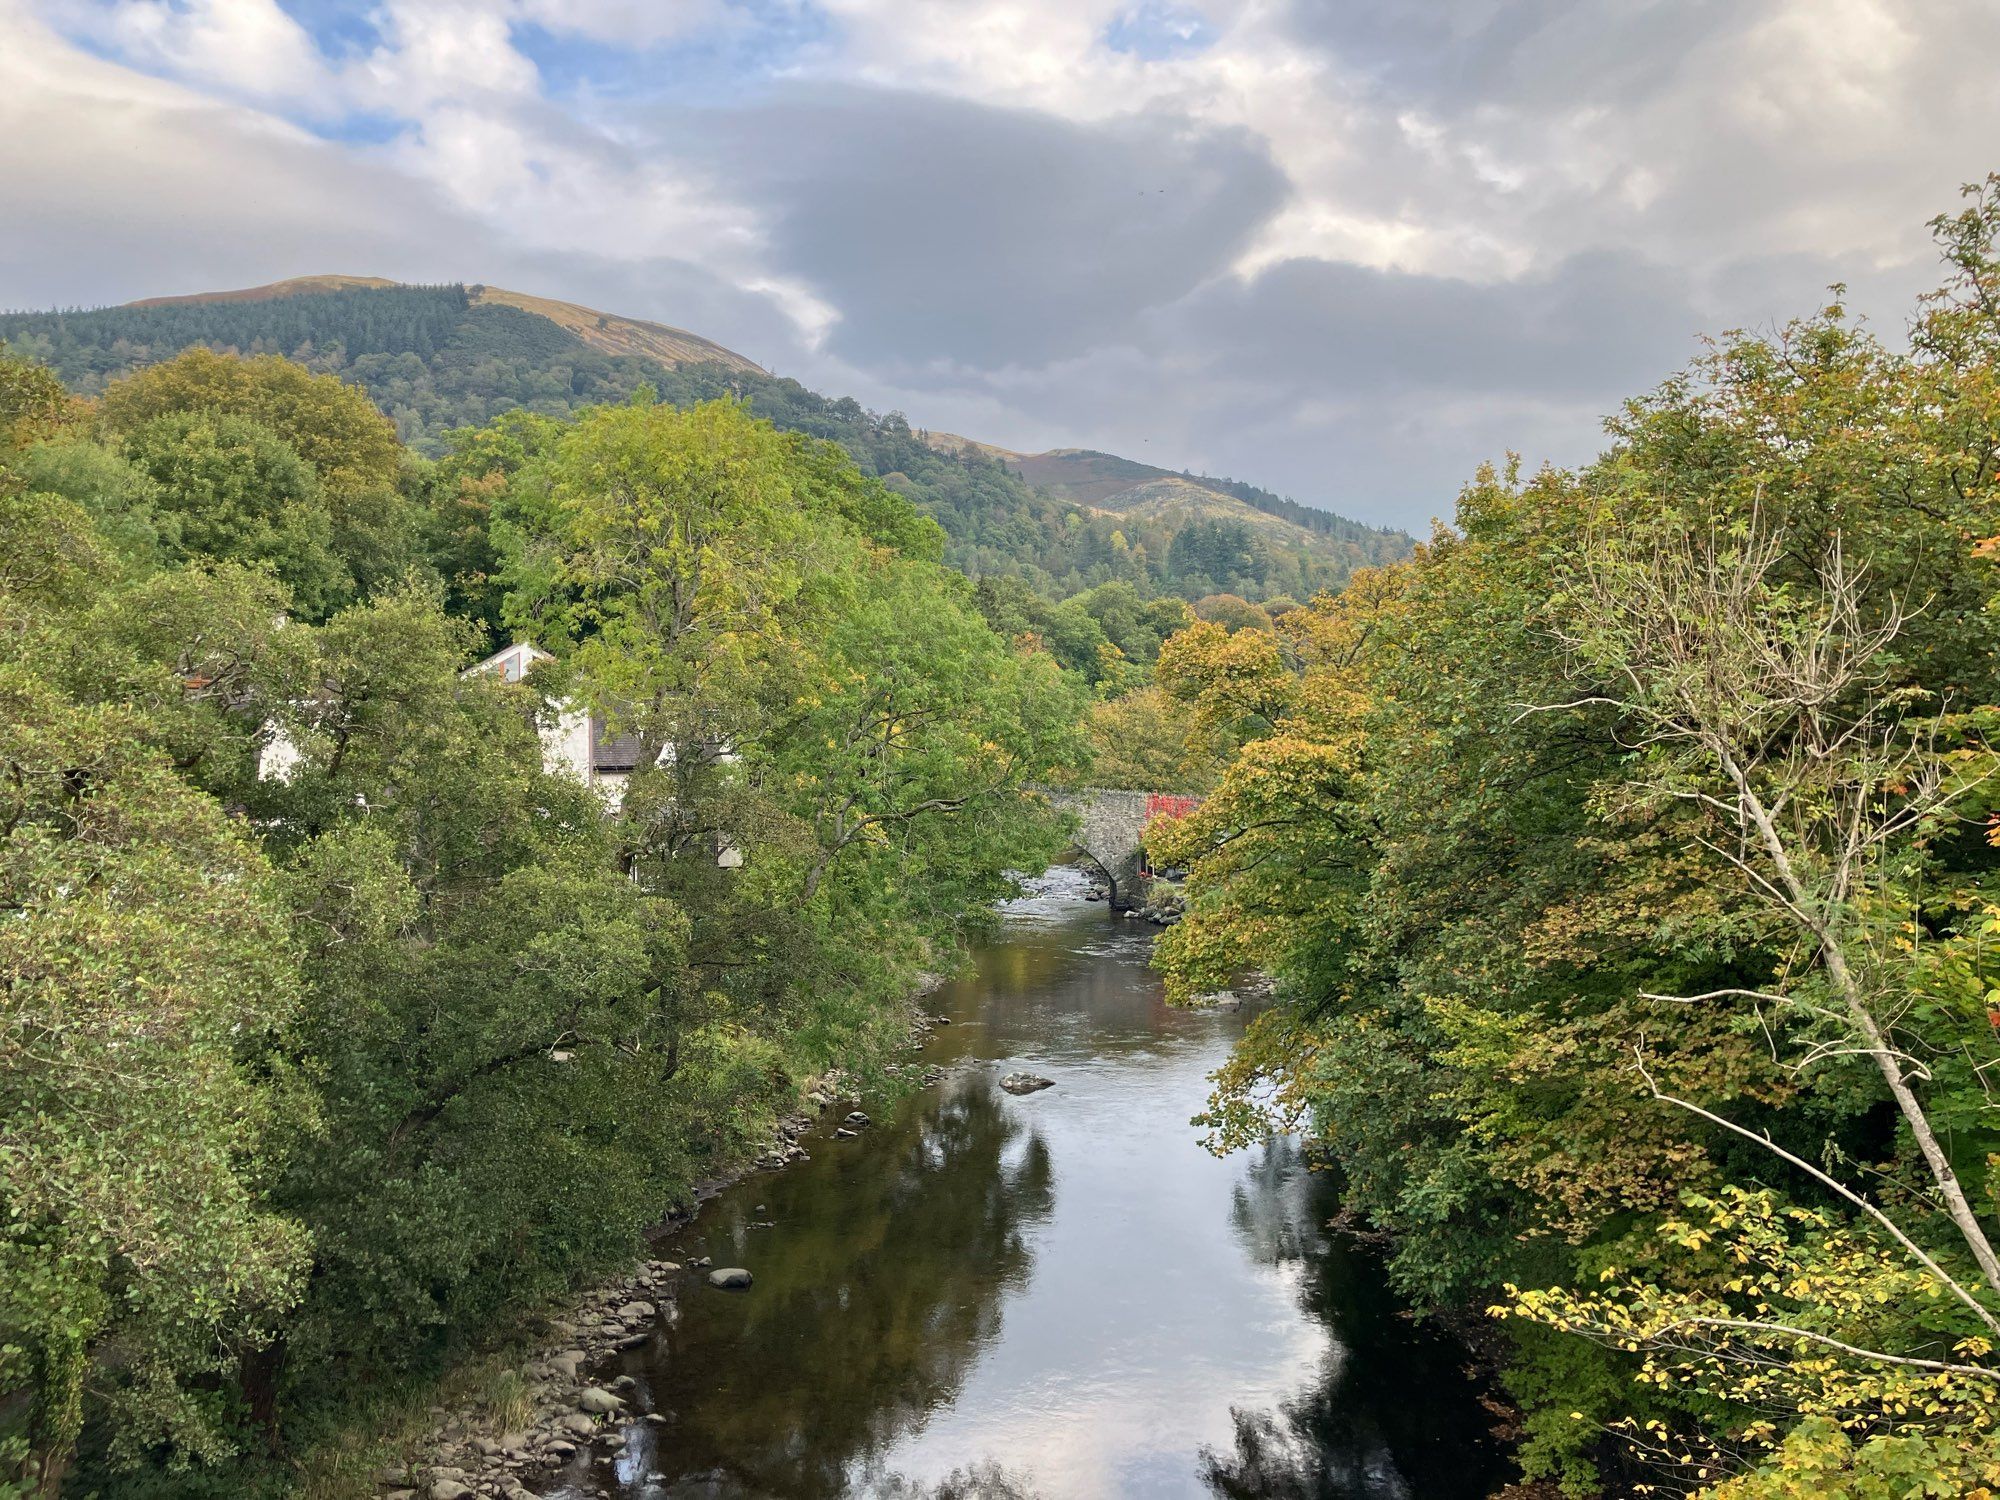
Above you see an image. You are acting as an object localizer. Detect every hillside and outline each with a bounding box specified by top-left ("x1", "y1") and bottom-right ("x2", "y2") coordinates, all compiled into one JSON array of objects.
[
  {"x1": 132, "y1": 273, "x2": 765, "y2": 369},
  {"x1": 18, "y1": 274, "x2": 762, "y2": 377},
  {"x1": 0, "y1": 277, "x2": 1411, "y2": 601},
  {"x1": 928, "y1": 434, "x2": 1405, "y2": 556}
]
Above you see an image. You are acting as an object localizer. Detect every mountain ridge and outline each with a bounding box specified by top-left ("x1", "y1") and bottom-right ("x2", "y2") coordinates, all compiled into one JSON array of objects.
[
  {"x1": 0, "y1": 275, "x2": 1413, "y2": 600},
  {"x1": 119, "y1": 273, "x2": 764, "y2": 374},
  {"x1": 923, "y1": 433, "x2": 1400, "y2": 553}
]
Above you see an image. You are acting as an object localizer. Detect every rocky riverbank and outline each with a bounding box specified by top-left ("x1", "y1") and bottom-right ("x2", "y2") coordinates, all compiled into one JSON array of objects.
[
  {"x1": 1081, "y1": 877, "x2": 1184, "y2": 926},
  {"x1": 375, "y1": 997, "x2": 953, "y2": 1500}
]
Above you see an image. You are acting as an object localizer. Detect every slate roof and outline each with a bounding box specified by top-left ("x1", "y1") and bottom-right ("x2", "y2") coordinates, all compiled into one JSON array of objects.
[{"x1": 592, "y1": 718, "x2": 648, "y2": 775}]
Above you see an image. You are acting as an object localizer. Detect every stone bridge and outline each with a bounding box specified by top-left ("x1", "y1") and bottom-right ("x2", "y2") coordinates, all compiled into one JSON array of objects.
[{"x1": 1037, "y1": 787, "x2": 1204, "y2": 909}]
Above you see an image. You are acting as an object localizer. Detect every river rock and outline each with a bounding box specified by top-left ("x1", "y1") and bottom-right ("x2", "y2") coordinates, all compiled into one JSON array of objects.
[
  {"x1": 707, "y1": 1266, "x2": 753, "y2": 1290},
  {"x1": 561, "y1": 1414, "x2": 597, "y2": 1438},
  {"x1": 429, "y1": 1482, "x2": 474, "y2": 1500},
  {"x1": 578, "y1": 1387, "x2": 622, "y2": 1414},
  {"x1": 1000, "y1": 1071, "x2": 1055, "y2": 1094},
  {"x1": 833, "y1": 1127, "x2": 857, "y2": 1139},
  {"x1": 616, "y1": 1300, "x2": 656, "y2": 1320},
  {"x1": 550, "y1": 1349, "x2": 586, "y2": 1379}
]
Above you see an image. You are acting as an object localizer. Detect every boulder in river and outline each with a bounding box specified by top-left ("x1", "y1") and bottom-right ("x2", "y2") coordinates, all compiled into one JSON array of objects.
[
  {"x1": 707, "y1": 1267, "x2": 754, "y2": 1290},
  {"x1": 1000, "y1": 1072, "x2": 1055, "y2": 1095},
  {"x1": 578, "y1": 1387, "x2": 623, "y2": 1414}
]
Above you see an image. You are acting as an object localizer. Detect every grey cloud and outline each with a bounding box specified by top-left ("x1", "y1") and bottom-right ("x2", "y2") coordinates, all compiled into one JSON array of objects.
[
  {"x1": 800, "y1": 233, "x2": 1951, "y2": 530},
  {"x1": 1284, "y1": 0, "x2": 1764, "y2": 114},
  {"x1": 665, "y1": 84, "x2": 1290, "y2": 368},
  {"x1": 12, "y1": 3, "x2": 2000, "y2": 537},
  {"x1": 0, "y1": 89, "x2": 470, "y2": 307},
  {"x1": 1165, "y1": 250, "x2": 1704, "y2": 400}
]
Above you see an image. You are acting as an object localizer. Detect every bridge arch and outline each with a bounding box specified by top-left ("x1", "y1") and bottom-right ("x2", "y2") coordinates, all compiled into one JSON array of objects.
[{"x1": 1038, "y1": 787, "x2": 1202, "y2": 910}]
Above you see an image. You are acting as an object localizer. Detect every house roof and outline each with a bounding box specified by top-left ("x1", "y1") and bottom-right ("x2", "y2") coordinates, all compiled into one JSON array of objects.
[
  {"x1": 465, "y1": 641, "x2": 554, "y2": 683},
  {"x1": 592, "y1": 719, "x2": 649, "y2": 775}
]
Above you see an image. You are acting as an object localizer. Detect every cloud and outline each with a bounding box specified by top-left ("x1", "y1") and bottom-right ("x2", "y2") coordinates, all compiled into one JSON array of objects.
[
  {"x1": 10, "y1": 0, "x2": 2000, "y2": 530},
  {"x1": 1171, "y1": 250, "x2": 1702, "y2": 399},
  {"x1": 0, "y1": 4, "x2": 804, "y2": 362},
  {"x1": 0, "y1": 9, "x2": 461, "y2": 304},
  {"x1": 674, "y1": 84, "x2": 1289, "y2": 367},
  {"x1": 101, "y1": 0, "x2": 330, "y2": 102}
]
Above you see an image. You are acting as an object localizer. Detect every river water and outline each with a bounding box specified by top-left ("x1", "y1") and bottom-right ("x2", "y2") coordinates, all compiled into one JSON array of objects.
[{"x1": 543, "y1": 867, "x2": 1505, "y2": 1500}]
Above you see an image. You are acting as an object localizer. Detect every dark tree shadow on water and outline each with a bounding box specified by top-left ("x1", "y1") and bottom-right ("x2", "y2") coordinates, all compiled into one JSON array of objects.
[
  {"x1": 1199, "y1": 1138, "x2": 1506, "y2": 1500},
  {"x1": 614, "y1": 1078, "x2": 1056, "y2": 1499}
]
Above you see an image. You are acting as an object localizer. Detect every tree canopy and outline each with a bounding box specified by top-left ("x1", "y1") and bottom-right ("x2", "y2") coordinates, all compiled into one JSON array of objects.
[
  {"x1": 0, "y1": 355, "x2": 1082, "y2": 1497},
  {"x1": 1150, "y1": 180, "x2": 2000, "y2": 1496}
]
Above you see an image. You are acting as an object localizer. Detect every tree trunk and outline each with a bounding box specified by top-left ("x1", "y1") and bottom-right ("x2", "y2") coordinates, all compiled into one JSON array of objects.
[{"x1": 1724, "y1": 746, "x2": 2000, "y2": 1300}]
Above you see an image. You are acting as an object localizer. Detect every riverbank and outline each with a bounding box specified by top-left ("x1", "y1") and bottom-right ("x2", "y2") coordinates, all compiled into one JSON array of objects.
[{"x1": 337, "y1": 1001, "x2": 953, "y2": 1500}]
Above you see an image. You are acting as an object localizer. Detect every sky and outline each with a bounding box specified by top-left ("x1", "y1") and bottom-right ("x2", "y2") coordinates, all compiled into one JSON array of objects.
[{"x1": 5, "y1": 0, "x2": 2000, "y2": 531}]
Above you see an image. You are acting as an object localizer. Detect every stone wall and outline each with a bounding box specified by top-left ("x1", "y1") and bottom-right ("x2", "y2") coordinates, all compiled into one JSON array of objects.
[{"x1": 1040, "y1": 787, "x2": 1199, "y2": 909}]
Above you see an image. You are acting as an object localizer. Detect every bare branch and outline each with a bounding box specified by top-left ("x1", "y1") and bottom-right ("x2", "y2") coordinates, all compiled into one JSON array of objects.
[{"x1": 1633, "y1": 1047, "x2": 2000, "y2": 1339}]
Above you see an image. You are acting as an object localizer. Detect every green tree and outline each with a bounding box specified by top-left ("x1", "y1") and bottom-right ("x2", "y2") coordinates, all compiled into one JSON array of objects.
[
  {"x1": 101, "y1": 349, "x2": 416, "y2": 594},
  {"x1": 120, "y1": 412, "x2": 348, "y2": 618},
  {"x1": 0, "y1": 656, "x2": 307, "y2": 1494}
]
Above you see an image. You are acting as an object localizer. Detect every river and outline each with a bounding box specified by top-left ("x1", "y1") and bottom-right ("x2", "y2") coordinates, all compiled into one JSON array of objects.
[{"x1": 540, "y1": 866, "x2": 1506, "y2": 1500}]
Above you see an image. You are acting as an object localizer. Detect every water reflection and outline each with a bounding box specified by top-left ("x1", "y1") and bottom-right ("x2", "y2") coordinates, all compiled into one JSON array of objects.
[
  {"x1": 1202, "y1": 1139, "x2": 1492, "y2": 1500},
  {"x1": 543, "y1": 868, "x2": 1502, "y2": 1500},
  {"x1": 584, "y1": 1082, "x2": 1054, "y2": 1498}
]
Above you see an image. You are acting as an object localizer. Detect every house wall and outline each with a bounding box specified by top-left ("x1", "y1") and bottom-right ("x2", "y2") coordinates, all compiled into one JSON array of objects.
[
  {"x1": 257, "y1": 725, "x2": 303, "y2": 784},
  {"x1": 540, "y1": 705, "x2": 594, "y2": 785}
]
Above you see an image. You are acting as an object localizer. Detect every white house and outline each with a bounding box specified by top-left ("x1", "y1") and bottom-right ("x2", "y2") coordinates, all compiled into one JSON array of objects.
[
  {"x1": 461, "y1": 641, "x2": 660, "y2": 811},
  {"x1": 259, "y1": 640, "x2": 741, "y2": 864}
]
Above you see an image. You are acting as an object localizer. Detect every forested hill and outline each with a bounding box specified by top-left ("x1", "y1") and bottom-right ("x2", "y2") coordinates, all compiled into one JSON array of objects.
[
  {"x1": 0, "y1": 276, "x2": 1411, "y2": 602},
  {"x1": 931, "y1": 436, "x2": 1394, "y2": 550}
]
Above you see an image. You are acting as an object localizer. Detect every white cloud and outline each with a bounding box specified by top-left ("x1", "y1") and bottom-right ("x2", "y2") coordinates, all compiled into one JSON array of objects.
[{"x1": 76, "y1": 0, "x2": 333, "y2": 106}]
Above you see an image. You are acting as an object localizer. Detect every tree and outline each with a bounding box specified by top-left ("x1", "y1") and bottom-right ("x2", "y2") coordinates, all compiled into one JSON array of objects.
[
  {"x1": 504, "y1": 398, "x2": 816, "y2": 770},
  {"x1": 1192, "y1": 592, "x2": 1274, "y2": 633},
  {"x1": 1076, "y1": 684, "x2": 1224, "y2": 793},
  {"x1": 0, "y1": 347, "x2": 77, "y2": 453},
  {"x1": 99, "y1": 348, "x2": 400, "y2": 496},
  {"x1": 0, "y1": 658, "x2": 307, "y2": 1494},
  {"x1": 1550, "y1": 517, "x2": 2000, "y2": 1304},
  {"x1": 101, "y1": 350, "x2": 416, "y2": 595},
  {"x1": 120, "y1": 412, "x2": 348, "y2": 618}
]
